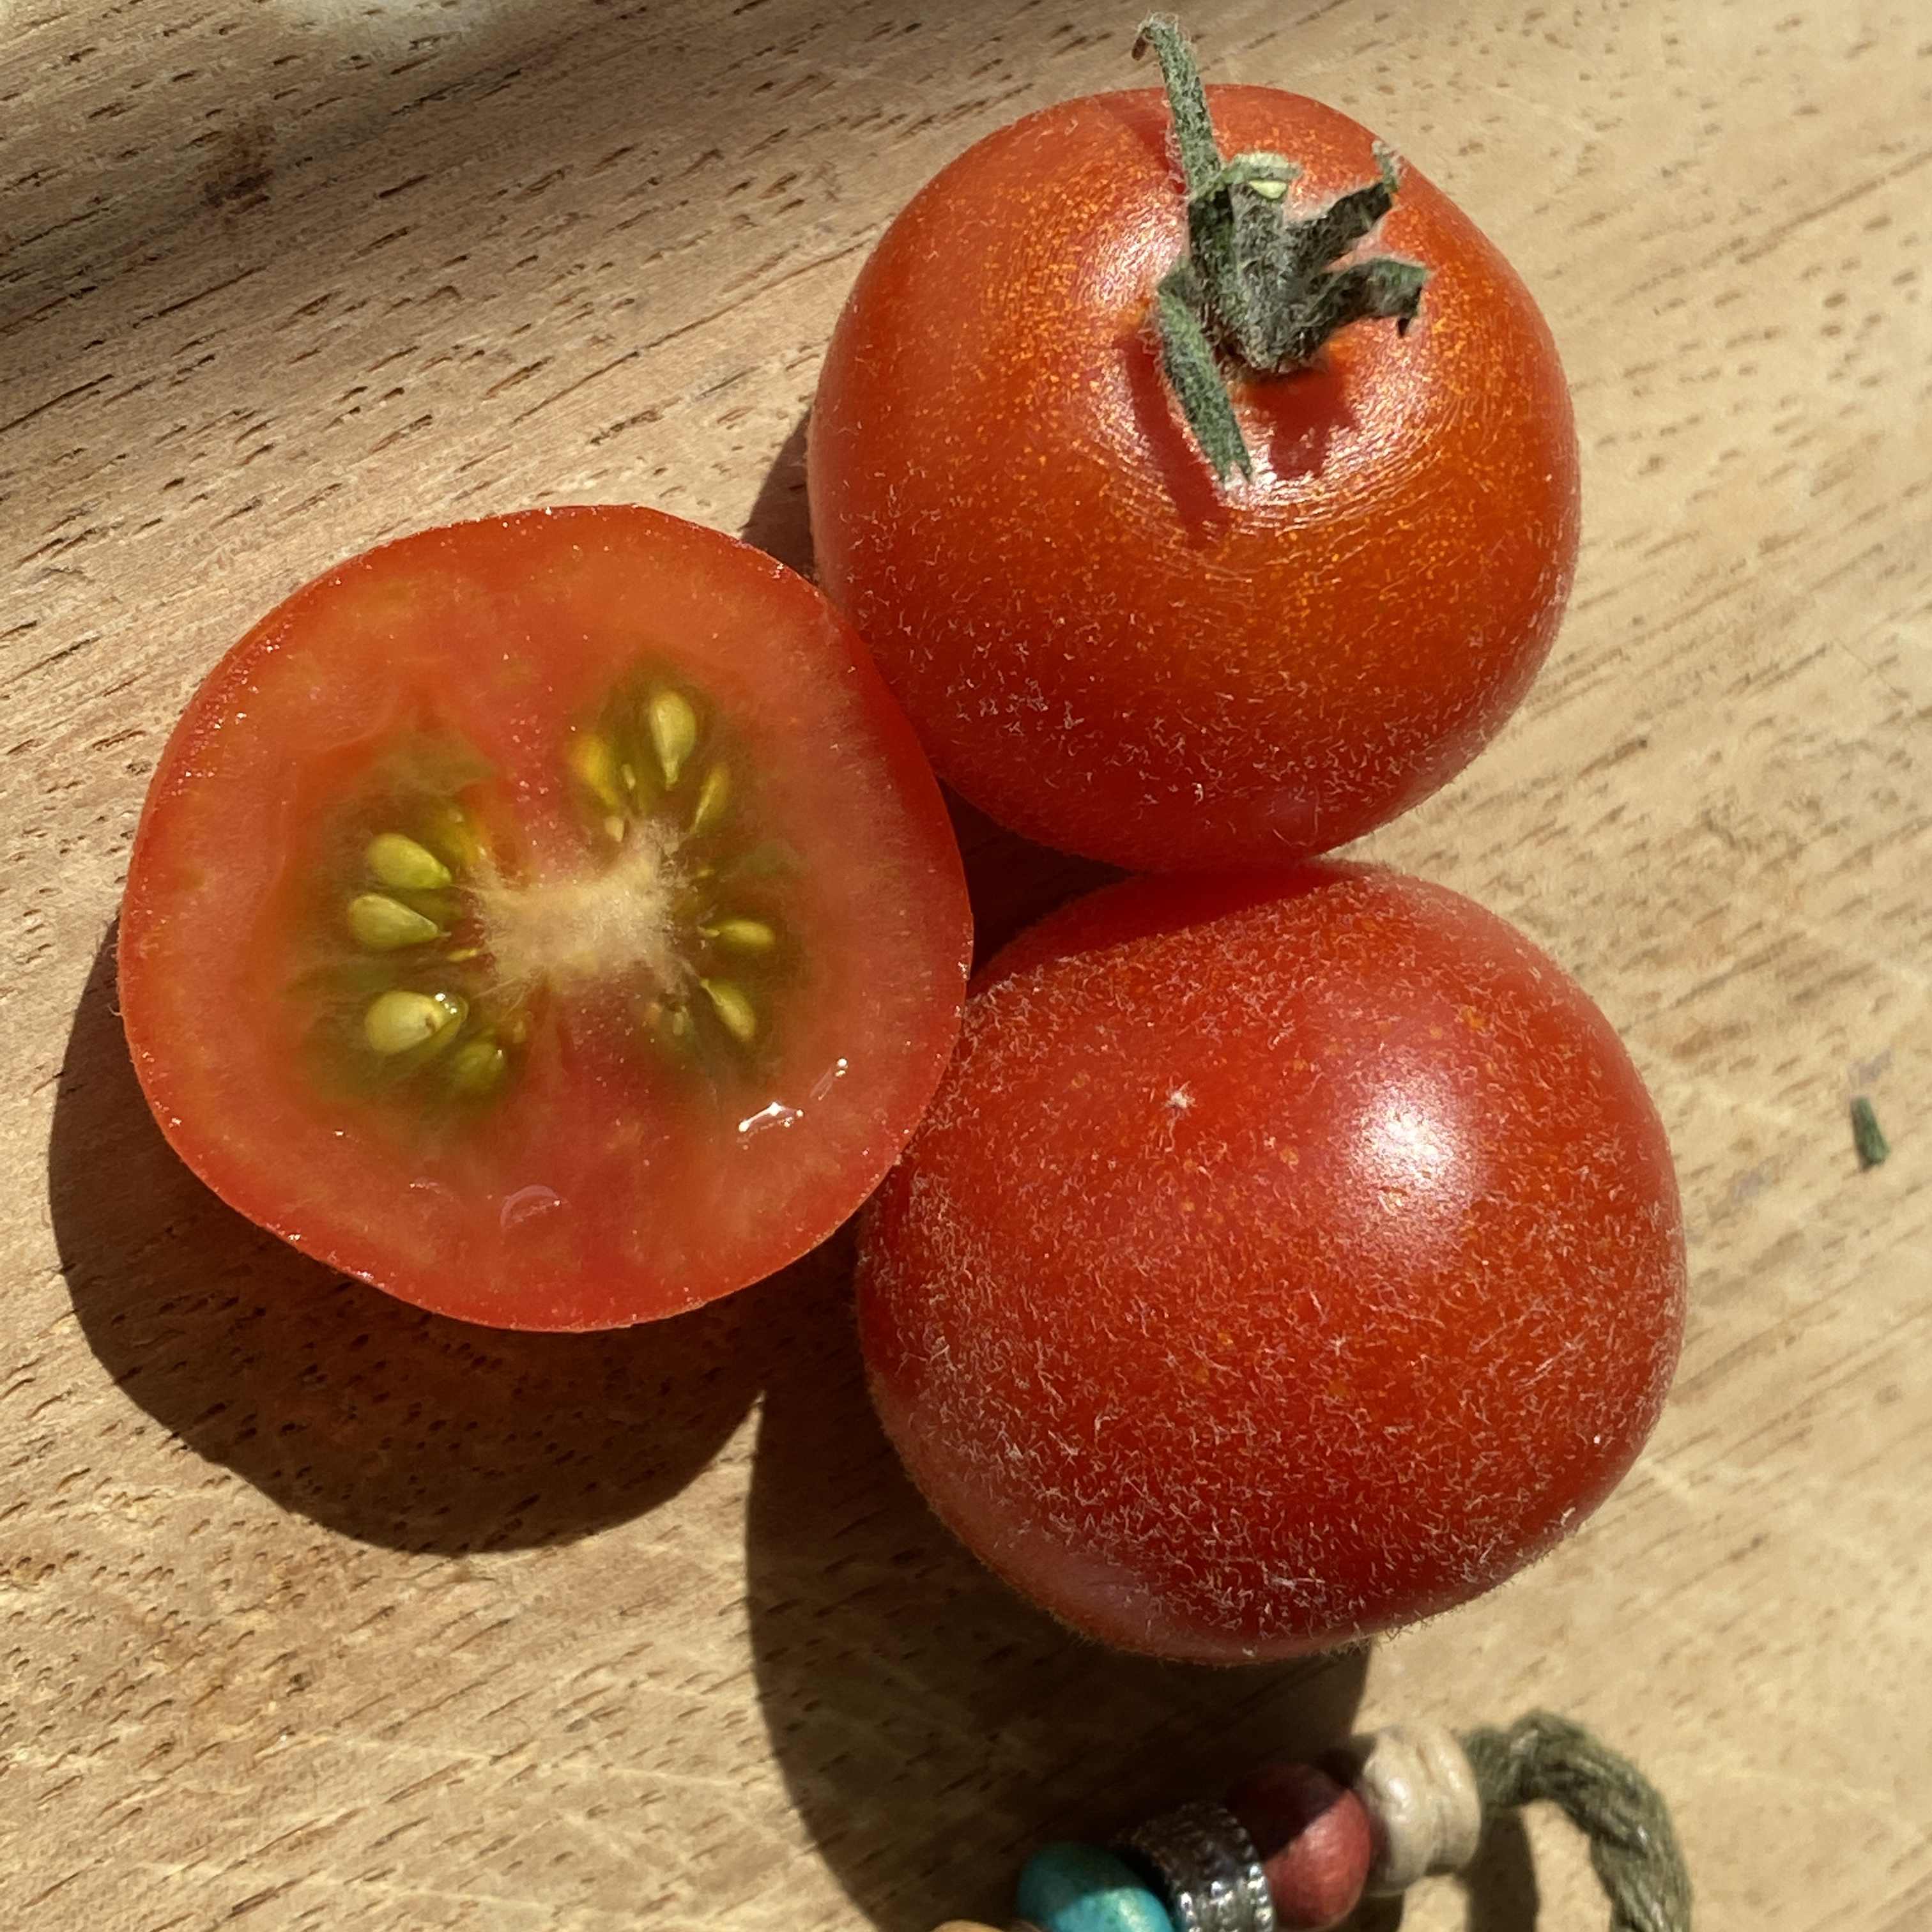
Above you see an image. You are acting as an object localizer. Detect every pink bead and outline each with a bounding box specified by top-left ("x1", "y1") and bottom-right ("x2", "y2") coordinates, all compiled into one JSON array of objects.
[{"x1": 1225, "y1": 1759, "x2": 1374, "y2": 1931}]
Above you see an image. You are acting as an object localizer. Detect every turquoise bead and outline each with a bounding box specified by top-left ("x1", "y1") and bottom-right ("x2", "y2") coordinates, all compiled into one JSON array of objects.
[{"x1": 1016, "y1": 1843, "x2": 1174, "y2": 1932}]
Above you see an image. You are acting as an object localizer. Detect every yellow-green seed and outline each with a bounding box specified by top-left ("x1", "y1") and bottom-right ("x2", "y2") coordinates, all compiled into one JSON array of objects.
[
  {"x1": 367, "y1": 832, "x2": 452, "y2": 892},
  {"x1": 447, "y1": 1038, "x2": 507, "y2": 1095},
  {"x1": 425, "y1": 802, "x2": 484, "y2": 875},
  {"x1": 690, "y1": 762, "x2": 732, "y2": 834},
  {"x1": 569, "y1": 731, "x2": 624, "y2": 811},
  {"x1": 363, "y1": 989, "x2": 465, "y2": 1056},
  {"x1": 647, "y1": 1000, "x2": 695, "y2": 1050},
  {"x1": 700, "y1": 977, "x2": 758, "y2": 1044},
  {"x1": 603, "y1": 813, "x2": 626, "y2": 843},
  {"x1": 648, "y1": 690, "x2": 699, "y2": 788},
  {"x1": 348, "y1": 892, "x2": 442, "y2": 951},
  {"x1": 702, "y1": 916, "x2": 777, "y2": 955}
]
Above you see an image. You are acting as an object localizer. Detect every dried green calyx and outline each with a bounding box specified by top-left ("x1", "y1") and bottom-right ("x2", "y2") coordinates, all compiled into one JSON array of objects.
[{"x1": 1133, "y1": 14, "x2": 1430, "y2": 483}]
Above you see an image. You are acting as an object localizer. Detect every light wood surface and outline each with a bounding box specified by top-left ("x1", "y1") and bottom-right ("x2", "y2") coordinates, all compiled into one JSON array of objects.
[{"x1": 4, "y1": 3, "x2": 1928, "y2": 1928}]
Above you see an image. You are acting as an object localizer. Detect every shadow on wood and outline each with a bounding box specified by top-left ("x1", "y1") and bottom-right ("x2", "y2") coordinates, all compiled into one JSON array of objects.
[
  {"x1": 1459, "y1": 1807, "x2": 1541, "y2": 1932},
  {"x1": 743, "y1": 1250, "x2": 1370, "y2": 1931},
  {"x1": 742, "y1": 412, "x2": 816, "y2": 580},
  {"x1": 49, "y1": 922, "x2": 773, "y2": 1554}
]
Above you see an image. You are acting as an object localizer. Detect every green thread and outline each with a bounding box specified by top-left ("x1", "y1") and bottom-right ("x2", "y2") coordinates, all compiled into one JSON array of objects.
[
  {"x1": 1132, "y1": 15, "x2": 1429, "y2": 482},
  {"x1": 1851, "y1": 1094, "x2": 1890, "y2": 1169},
  {"x1": 1460, "y1": 1712, "x2": 1692, "y2": 1932}
]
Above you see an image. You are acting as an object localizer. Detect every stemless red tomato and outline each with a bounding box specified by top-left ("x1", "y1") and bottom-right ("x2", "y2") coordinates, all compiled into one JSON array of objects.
[
  {"x1": 119, "y1": 507, "x2": 971, "y2": 1331},
  {"x1": 857, "y1": 867, "x2": 1684, "y2": 1662},
  {"x1": 809, "y1": 82, "x2": 1579, "y2": 871}
]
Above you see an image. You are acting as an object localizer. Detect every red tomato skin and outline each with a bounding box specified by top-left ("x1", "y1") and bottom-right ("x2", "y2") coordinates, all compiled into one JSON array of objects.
[
  {"x1": 809, "y1": 86, "x2": 1580, "y2": 872},
  {"x1": 855, "y1": 868, "x2": 1684, "y2": 1662},
  {"x1": 119, "y1": 507, "x2": 972, "y2": 1331}
]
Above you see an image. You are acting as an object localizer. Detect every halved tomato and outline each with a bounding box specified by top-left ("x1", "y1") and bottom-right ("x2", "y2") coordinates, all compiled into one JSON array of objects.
[{"x1": 118, "y1": 507, "x2": 972, "y2": 1330}]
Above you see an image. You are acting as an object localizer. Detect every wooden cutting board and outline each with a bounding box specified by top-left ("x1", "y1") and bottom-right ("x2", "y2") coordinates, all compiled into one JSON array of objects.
[{"x1": 3, "y1": 3, "x2": 1926, "y2": 1926}]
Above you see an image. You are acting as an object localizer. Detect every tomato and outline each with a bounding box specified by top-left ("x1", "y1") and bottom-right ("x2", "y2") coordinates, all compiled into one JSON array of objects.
[
  {"x1": 119, "y1": 507, "x2": 972, "y2": 1331},
  {"x1": 809, "y1": 29, "x2": 1579, "y2": 872},
  {"x1": 855, "y1": 866, "x2": 1684, "y2": 1662}
]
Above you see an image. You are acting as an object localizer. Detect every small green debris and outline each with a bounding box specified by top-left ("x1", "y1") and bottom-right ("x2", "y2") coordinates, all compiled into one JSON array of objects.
[{"x1": 1850, "y1": 1095, "x2": 1890, "y2": 1170}]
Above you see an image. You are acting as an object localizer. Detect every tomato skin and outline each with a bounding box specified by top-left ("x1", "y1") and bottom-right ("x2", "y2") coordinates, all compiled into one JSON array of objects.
[
  {"x1": 855, "y1": 868, "x2": 1684, "y2": 1662},
  {"x1": 809, "y1": 86, "x2": 1580, "y2": 871},
  {"x1": 119, "y1": 507, "x2": 972, "y2": 1331}
]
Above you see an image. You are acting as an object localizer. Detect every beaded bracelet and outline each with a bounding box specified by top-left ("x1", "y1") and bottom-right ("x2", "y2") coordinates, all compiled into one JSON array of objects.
[{"x1": 930, "y1": 1710, "x2": 1689, "y2": 1932}]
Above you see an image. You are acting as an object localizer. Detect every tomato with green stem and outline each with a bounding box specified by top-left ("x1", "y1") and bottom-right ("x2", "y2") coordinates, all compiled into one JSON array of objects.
[
  {"x1": 857, "y1": 866, "x2": 1685, "y2": 1662},
  {"x1": 119, "y1": 507, "x2": 972, "y2": 1331},
  {"x1": 809, "y1": 17, "x2": 1580, "y2": 871}
]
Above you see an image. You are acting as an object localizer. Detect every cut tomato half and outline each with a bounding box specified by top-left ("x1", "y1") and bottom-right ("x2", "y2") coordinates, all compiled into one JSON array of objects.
[{"x1": 119, "y1": 507, "x2": 972, "y2": 1330}]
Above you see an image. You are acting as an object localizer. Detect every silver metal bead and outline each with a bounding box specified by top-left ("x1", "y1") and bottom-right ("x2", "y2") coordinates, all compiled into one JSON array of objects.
[{"x1": 1116, "y1": 1798, "x2": 1277, "y2": 1932}]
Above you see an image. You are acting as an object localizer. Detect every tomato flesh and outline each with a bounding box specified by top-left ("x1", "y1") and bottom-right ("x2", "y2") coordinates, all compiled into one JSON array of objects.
[
  {"x1": 809, "y1": 86, "x2": 1580, "y2": 871},
  {"x1": 857, "y1": 868, "x2": 1685, "y2": 1661},
  {"x1": 120, "y1": 507, "x2": 972, "y2": 1330}
]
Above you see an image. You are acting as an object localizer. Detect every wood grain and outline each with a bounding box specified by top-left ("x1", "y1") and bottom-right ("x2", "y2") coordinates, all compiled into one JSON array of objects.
[{"x1": 4, "y1": 3, "x2": 1928, "y2": 1928}]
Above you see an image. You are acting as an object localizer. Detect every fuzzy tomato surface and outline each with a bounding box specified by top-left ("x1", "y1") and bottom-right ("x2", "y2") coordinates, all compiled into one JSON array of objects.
[
  {"x1": 809, "y1": 81, "x2": 1579, "y2": 871},
  {"x1": 856, "y1": 868, "x2": 1684, "y2": 1661},
  {"x1": 119, "y1": 507, "x2": 972, "y2": 1331}
]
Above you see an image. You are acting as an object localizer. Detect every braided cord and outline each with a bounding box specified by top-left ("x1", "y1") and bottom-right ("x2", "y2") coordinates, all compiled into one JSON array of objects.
[{"x1": 1460, "y1": 1712, "x2": 1692, "y2": 1932}]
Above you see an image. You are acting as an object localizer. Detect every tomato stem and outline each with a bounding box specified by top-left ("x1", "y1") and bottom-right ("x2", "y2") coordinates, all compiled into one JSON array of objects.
[{"x1": 1133, "y1": 16, "x2": 1430, "y2": 483}]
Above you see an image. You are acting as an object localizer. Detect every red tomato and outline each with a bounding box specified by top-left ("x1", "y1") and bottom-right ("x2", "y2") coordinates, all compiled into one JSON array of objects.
[
  {"x1": 856, "y1": 867, "x2": 1684, "y2": 1662},
  {"x1": 809, "y1": 72, "x2": 1579, "y2": 871},
  {"x1": 119, "y1": 507, "x2": 972, "y2": 1331}
]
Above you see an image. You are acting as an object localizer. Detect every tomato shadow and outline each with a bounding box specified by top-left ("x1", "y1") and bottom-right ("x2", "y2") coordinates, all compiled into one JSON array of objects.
[
  {"x1": 740, "y1": 408, "x2": 1121, "y2": 969},
  {"x1": 1123, "y1": 325, "x2": 1360, "y2": 538},
  {"x1": 946, "y1": 790, "x2": 1123, "y2": 972},
  {"x1": 741, "y1": 413, "x2": 815, "y2": 581},
  {"x1": 49, "y1": 923, "x2": 781, "y2": 1555},
  {"x1": 742, "y1": 1254, "x2": 1370, "y2": 1932},
  {"x1": 1321, "y1": 1814, "x2": 1538, "y2": 1932}
]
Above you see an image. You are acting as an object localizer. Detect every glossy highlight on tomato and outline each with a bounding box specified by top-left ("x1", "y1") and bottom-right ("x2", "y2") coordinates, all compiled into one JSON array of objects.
[
  {"x1": 809, "y1": 77, "x2": 1580, "y2": 871},
  {"x1": 857, "y1": 866, "x2": 1685, "y2": 1662},
  {"x1": 119, "y1": 506, "x2": 972, "y2": 1331}
]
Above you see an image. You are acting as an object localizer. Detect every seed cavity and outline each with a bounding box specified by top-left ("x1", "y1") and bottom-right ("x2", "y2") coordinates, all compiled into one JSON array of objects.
[
  {"x1": 312, "y1": 670, "x2": 788, "y2": 1122},
  {"x1": 367, "y1": 832, "x2": 452, "y2": 891},
  {"x1": 648, "y1": 690, "x2": 699, "y2": 788},
  {"x1": 700, "y1": 977, "x2": 758, "y2": 1043},
  {"x1": 364, "y1": 988, "x2": 466, "y2": 1056},
  {"x1": 348, "y1": 892, "x2": 443, "y2": 951}
]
